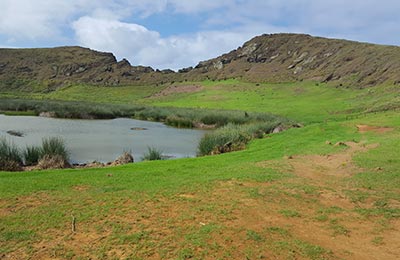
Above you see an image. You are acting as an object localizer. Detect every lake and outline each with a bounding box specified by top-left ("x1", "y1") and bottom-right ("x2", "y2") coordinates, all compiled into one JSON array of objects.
[{"x1": 0, "y1": 115, "x2": 206, "y2": 163}]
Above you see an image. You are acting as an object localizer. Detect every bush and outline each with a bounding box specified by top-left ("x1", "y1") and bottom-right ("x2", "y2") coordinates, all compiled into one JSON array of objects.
[
  {"x1": 23, "y1": 146, "x2": 42, "y2": 166},
  {"x1": 0, "y1": 138, "x2": 23, "y2": 171},
  {"x1": 142, "y1": 147, "x2": 163, "y2": 161},
  {"x1": 165, "y1": 115, "x2": 193, "y2": 128},
  {"x1": 198, "y1": 124, "x2": 252, "y2": 156},
  {"x1": 41, "y1": 137, "x2": 69, "y2": 161},
  {"x1": 198, "y1": 121, "x2": 282, "y2": 156}
]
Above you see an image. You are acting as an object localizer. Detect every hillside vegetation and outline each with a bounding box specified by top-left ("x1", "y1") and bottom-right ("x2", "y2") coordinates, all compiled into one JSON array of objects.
[{"x1": 2, "y1": 34, "x2": 400, "y2": 91}]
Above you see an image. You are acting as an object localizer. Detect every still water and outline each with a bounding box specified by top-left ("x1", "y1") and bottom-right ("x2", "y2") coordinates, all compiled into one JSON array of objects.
[{"x1": 0, "y1": 115, "x2": 205, "y2": 163}]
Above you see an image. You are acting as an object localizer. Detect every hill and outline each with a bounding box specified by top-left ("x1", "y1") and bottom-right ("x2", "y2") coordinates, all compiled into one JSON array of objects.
[
  {"x1": 1, "y1": 34, "x2": 400, "y2": 91},
  {"x1": 186, "y1": 33, "x2": 400, "y2": 87},
  {"x1": 0, "y1": 46, "x2": 160, "y2": 91}
]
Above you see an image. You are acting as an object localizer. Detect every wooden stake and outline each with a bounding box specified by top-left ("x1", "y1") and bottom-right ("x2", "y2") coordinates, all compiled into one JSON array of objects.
[{"x1": 71, "y1": 215, "x2": 76, "y2": 233}]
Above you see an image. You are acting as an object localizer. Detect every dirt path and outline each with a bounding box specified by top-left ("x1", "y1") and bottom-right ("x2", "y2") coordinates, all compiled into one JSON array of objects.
[
  {"x1": 251, "y1": 139, "x2": 399, "y2": 259},
  {"x1": 289, "y1": 141, "x2": 377, "y2": 180},
  {"x1": 149, "y1": 85, "x2": 203, "y2": 98}
]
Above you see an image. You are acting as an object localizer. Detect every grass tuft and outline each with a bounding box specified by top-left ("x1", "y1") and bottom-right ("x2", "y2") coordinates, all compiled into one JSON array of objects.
[
  {"x1": 142, "y1": 147, "x2": 163, "y2": 161},
  {"x1": 40, "y1": 137, "x2": 69, "y2": 161},
  {"x1": 0, "y1": 138, "x2": 23, "y2": 171},
  {"x1": 23, "y1": 146, "x2": 42, "y2": 166}
]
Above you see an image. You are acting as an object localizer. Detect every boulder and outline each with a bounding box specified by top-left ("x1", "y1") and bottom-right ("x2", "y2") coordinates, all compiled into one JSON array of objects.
[
  {"x1": 272, "y1": 125, "x2": 285, "y2": 134},
  {"x1": 37, "y1": 155, "x2": 70, "y2": 170},
  {"x1": 113, "y1": 152, "x2": 134, "y2": 165}
]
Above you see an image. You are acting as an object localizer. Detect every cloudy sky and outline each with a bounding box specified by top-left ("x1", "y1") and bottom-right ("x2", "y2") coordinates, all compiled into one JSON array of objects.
[{"x1": 0, "y1": 0, "x2": 399, "y2": 70}]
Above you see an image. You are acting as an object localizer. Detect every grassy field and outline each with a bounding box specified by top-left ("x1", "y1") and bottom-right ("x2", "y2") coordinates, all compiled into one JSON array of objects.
[{"x1": 0, "y1": 80, "x2": 399, "y2": 259}]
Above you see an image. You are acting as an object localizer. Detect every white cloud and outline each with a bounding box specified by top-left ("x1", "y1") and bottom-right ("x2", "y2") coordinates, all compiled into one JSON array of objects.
[
  {"x1": 73, "y1": 17, "x2": 160, "y2": 61},
  {"x1": 73, "y1": 16, "x2": 264, "y2": 70},
  {"x1": 168, "y1": 0, "x2": 233, "y2": 13},
  {"x1": 0, "y1": 0, "x2": 76, "y2": 40},
  {"x1": 0, "y1": 0, "x2": 167, "y2": 41}
]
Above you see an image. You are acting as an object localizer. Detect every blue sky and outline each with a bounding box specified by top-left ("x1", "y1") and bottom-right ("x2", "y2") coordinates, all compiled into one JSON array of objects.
[{"x1": 1, "y1": 0, "x2": 399, "y2": 70}]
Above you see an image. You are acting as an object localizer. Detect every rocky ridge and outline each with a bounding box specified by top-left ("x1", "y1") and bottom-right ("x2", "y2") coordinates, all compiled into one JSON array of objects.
[{"x1": 1, "y1": 34, "x2": 400, "y2": 90}]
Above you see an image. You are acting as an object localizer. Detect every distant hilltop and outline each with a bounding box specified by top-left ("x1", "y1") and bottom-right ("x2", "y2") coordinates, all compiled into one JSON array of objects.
[{"x1": 1, "y1": 33, "x2": 400, "y2": 91}]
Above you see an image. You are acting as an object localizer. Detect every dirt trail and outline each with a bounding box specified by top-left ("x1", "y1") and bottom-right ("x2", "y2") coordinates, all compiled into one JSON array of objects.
[
  {"x1": 250, "y1": 139, "x2": 399, "y2": 259},
  {"x1": 356, "y1": 124, "x2": 394, "y2": 134},
  {"x1": 149, "y1": 85, "x2": 203, "y2": 98},
  {"x1": 289, "y1": 141, "x2": 377, "y2": 180}
]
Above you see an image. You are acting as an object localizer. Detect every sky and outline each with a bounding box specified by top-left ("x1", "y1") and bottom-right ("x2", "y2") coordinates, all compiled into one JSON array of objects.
[{"x1": 0, "y1": 0, "x2": 399, "y2": 70}]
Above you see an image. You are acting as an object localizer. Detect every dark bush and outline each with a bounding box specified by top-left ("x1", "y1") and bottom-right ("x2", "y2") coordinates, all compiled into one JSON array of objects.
[
  {"x1": 41, "y1": 137, "x2": 69, "y2": 162},
  {"x1": 0, "y1": 138, "x2": 23, "y2": 171},
  {"x1": 23, "y1": 146, "x2": 42, "y2": 166},
  {"x1": 142, "y1": 147, "x2": 163, "y2": 161}
]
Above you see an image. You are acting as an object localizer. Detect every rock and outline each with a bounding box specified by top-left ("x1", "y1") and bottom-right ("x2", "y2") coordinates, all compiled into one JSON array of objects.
[
  {"x1": 294, "y1": 52, "x2": 309, "y2": 63},
  {"x1": 131, "y1": 127, "x2": 148, "y2": 131},
  {"x1": 283, "y1": 155, "x2": 294, "y2": 160},
  {"x1": 37, "y1": 155, "x2": 71, "y2": 170},
  {"x1": 240, "y1": 43, "x2": 259, "y2": 57},
  {"x1": 303, "y1": 56, "x2": 316, "y2": 65},
  {"x1": 272, "y1": 125, "x2": 285, "y2": 134},
  {"x1": 294, "y1": 66, "x2": 303, "y2": 74},
  {"x1": 113, "y1": 152, "x2": 134, "y2": 165},
  {"x1": 6, "y1": 130, "x2": 24, "y2": 137},
  {"x1": 86, "y1": 161, "x2": 105, "y2": 168},
  {"x1": 178, "y1": 67, "x2": 193, "y2": 73},
  {"x1": 334, "y1": 142, "x2": 348, "y2": 147},
  {"x1": 39, "y1": 111, "x2": 57, "y2": 118},
  {"x1": 213, "y1": 60, "x2": 224, "y2": 70}
]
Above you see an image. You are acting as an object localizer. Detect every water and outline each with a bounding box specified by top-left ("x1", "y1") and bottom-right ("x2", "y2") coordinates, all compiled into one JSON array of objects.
[{"x1": 0, "y1": 115, "x2": 206, "y2": 163}]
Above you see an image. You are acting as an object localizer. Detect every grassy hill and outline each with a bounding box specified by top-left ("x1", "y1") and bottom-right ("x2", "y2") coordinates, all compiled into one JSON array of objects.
[
  {"x1": 2, "y1": 33, "x2": 400, "y2": 91},
  {"x1": 185, "y1": 34, "x2": 400, "y2": 87},
  {"x1": 0, "y1": 34, "x2": 399, "y2": 259}
]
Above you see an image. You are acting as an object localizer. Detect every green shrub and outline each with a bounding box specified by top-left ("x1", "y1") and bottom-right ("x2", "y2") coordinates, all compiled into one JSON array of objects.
[
  {"x1": 142, "y1": 147, "x2": 163, "y2": 161},
  {"x1": 200, "y1": 114, "x2": 230, "y2": 126},
  {"x1": 41, "y1": 137, "x2": 69, "y2": 161},
  {"x1": 198, "y1": 124, "x2": 252, "y2": 156},
  {"x1": 198, "y1": 121, "x2": 282, "y2": 156},
  {"x1": 23, "y1": 146, "x2": 42, "y2": 166},
  {"x1": 165, "y1": 115, "x2": 193, "y2": 128},
  {"x1": 0, "y1": 138, "x2": 23, "y2": 171}
]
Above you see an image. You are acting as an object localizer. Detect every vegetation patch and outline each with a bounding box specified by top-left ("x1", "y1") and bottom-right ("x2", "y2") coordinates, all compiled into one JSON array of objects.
[
  {"x1": 0, "y1": 137, "x2": 70, "y2": 171},
  {"x1": 0, "y1": 138, "x2": 23, "y2": 171},
  {"x1": 142, "y1": 147, "x2": 163, "y2": 161},
  {"x1": 198, "y1": 121, "x2": 285, "y2": 156}
]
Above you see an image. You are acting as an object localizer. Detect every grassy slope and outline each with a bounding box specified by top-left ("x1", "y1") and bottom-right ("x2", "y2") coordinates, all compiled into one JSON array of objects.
[{"x1": 0, "y1": 81, "x2": 399, "y2": 259}]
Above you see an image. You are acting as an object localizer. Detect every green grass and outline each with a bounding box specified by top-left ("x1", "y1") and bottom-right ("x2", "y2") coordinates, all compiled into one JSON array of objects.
[
  {"x1": 0, "y1": 79, "x2": 399, "y2": 259},
  {"x1": 141, "y1": 147, "x2": 163, "y2": 161},
  {"x1": 2, "y1": 80, "x2": 399, "y2": 125},
  {"x1": 148, "y1": 80, "x2": 400, "y2": 124}
]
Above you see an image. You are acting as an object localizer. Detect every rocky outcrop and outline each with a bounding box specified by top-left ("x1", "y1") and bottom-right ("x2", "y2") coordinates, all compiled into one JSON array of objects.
[
  {"x1": 37, "y1": 155, "x2": 71, "y2": 170},
  {"x1": 186, "y1": 33, "x2": 400, "y2": 87},
  {"x1": 1, "y1": 34, "x2": 400, "y2": 90},
  {"x1": 112, "y1": 152, "x2": 134, "y2": 166}
]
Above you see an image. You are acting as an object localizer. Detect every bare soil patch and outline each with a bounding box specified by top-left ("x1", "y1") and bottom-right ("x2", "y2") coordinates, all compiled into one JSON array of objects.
[
  {"x1": 357, "y1": 124, "x2": 394, "y2": 134},
  {"x1": 150, "y1": 85, "x2": 203, "y2": 98},
  {"x1": 289, "y1": 141, "x2": 377, "y2": 179}
]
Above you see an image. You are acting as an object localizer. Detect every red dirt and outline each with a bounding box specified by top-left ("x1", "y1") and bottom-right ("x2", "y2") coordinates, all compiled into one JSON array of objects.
[
  {"x1": 356, "y1": 124, "x2": 394, "y2": 134},
  {"x1": 150, "y1": 85, "x2": 203, "y2": 98}
]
